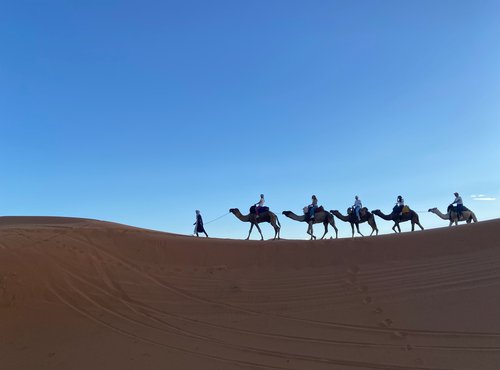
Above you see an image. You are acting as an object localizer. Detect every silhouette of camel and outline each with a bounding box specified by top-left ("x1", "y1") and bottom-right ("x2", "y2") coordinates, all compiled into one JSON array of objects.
[
  {"x1": 282, "y1": 209, "x2": 338, "y2": 240},
  {"x1": 229, "y1": 208, "x2": 280, "y2": 240},
  {"x1": 428, "y1": 206, "x2": 478, "y2": 226},
  {"x1": 331, "y1": 208, "x2": 378, "y2": 237},
  {"x1": 372, "y1": 209, "x2": 424, "y2": 233}
]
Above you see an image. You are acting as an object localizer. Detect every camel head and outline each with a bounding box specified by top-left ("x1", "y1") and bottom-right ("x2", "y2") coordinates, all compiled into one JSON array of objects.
[
  {"x1": 372, "y1": 209, "x2": 380, "y2": 213},
  {"x1": 282, "y1": 211, "x2": 291, "y2": 216},
  {"x1": 428, "y1": 208, "x2": 436, "y2": 212},
  {"x1": 229, "y1": 208, "x2": 239, "y2": 214}
]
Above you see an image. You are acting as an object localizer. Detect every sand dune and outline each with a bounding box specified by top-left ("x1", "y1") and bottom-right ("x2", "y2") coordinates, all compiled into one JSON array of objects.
[{"x1": 1, "y1": 216, "x2": 500, "y2": 370}]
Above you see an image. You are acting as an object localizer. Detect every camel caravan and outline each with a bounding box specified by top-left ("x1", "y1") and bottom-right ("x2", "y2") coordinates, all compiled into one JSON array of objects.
[{"x1": 223, "y1": 192, "x2": 478, "y2": 240}]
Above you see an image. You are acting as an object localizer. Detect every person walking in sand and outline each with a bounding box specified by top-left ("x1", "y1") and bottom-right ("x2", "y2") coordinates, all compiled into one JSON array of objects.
[
  {"x1": 451, "y1": 192, "x2": 464, "y2": 220},
  {"x1": 353, "y1": 195, "x2": 362, "y2": 221},
  {"x1": 193, "y1": 210, "x2": 208, "y2": 237}
]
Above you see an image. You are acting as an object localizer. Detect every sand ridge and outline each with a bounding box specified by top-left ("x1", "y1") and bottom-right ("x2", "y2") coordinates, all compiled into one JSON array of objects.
[{"x1": 1, "y1": 216, "x2": 500, "y2": 369}]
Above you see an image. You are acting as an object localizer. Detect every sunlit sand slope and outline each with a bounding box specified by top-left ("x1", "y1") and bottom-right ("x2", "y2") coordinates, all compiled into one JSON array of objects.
[{"x1": 1, "y1": 216, "x2": 499, "y2": 370}]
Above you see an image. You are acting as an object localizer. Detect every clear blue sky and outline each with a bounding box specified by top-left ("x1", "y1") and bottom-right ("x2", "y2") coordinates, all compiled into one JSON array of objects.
[{"x1": 1, "y1": 0, "x2": 499, "y2": 239}]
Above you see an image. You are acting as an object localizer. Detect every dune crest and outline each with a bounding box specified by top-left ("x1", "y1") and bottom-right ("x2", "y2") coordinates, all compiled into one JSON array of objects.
[{"x1": 1, "y1": 216, "x2": 500, "y2": 369}]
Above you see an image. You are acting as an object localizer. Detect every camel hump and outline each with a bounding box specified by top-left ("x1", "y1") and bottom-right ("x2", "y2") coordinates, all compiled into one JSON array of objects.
[{"x1": 402, "y1": 206, "x2": 411, "y2": 214}]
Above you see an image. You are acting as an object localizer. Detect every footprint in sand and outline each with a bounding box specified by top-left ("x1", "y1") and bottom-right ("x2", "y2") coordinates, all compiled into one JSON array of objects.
[
  {"x1": 379, "y1": 318, "x2": 393, "y2": 328},
  {"x1": 372, "y1": 307, "x2": 383, "y2": 314},
  {"x1": 363, "y1": 296, "x2": 372, "y2": 304}
]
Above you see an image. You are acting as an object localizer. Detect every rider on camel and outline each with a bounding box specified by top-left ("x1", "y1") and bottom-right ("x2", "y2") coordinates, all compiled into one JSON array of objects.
[
  {"x1": 255, "y1": 194, "x2": 265, "y2": 219},
  {"x1": 308, "y1": 195, "x2": 318, "y2": 220},
  {"x1": 353, "y1": 195, "x2": 362, "y2": 221},
  {"x1": 451, "y1": 192, "x2": 464, "y2": 219},
  {"x1": 394, "y1": 195, "x2": 405, "y2": 216}
]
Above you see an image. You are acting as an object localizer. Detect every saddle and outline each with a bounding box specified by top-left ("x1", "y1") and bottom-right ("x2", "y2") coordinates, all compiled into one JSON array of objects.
[
  {"x1": 303, "y1": 205, "x2": 325, "y2": 222},
  {"x1": 249, "y1": 205, "x2": 269, "y2": 214},
  {"x1": 392, "y1": 205, "x2": 411, "y2": 218},
  {"x1": 348, "y1": 207, "x2": 367, "y2": 216},
  {"x1": 347, "y1": 207, "x2": 368, "y2": 222},
  {"x1": 447, "y1": 205, "x2": 469, "y2": 213},
  {"x1": 303, "y1": 205, "x2": 324, "y2": 214}
]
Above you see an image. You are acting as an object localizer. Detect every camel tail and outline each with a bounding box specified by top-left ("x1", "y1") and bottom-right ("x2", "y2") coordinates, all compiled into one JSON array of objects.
[{"x1": 471, "y1": 212, "x2": 478, "y2": 223}]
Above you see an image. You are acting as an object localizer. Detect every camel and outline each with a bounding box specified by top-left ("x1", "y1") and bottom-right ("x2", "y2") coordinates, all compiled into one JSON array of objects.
[
  {"x1": 282, "y1": 209, "x2": 338, "y2": 240},
  {"x1": 330, "y1": 208, "x2": 378, "y2": 237},
  {"x1": 372, "y1": 208, "x2": 424, "y2": 233},
  {"x1": 428, "y1": 206, "x2": 478, "y2": 226},
  {"x1": 229, "y1": 208, "x2": 281, "y2": 240}
]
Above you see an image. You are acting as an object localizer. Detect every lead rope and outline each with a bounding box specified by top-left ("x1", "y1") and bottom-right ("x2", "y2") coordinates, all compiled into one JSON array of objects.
[{"x1": 203, "y1": 211, "x2": 231, "y2": 225}]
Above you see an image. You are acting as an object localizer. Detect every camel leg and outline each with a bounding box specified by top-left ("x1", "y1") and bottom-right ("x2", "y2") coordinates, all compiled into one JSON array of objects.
[
  {"x1": 306, "y1": 223, "x2": 312, "y2": 238},
  {"x1": 411, "y1": 222, "x2": 415, "y2": 232},
  {"x1": 417, "y1": 222, "x2": 424, "y2": 230},
  {"x1": 246, "y1": 223, "x2": 254, "y2": 240},
  {"x1": 273, "y1": 223, "x2": 279, "y2": 240},
  {"x1": 255, "y1": 223, "x2": 264, "y2": 241},
  {"x1": 329, "y1": 220, "x2": 338, "y2": 239},
  {"x1": 355, "y1": 223, "x2": 364, "y2": 237},
  {"x1": 350, "y1": 223, "x2": 354, "y2": 238},
  {"x1": 308, "y1": 222, "x2": 316, "y2": 240},
  {"x1": 392, "y1": 223, "x2": 398, "y2": 233},
  {"x1": 274, "y1": 219, "x2": 281, "y2": 240},
  {"x1": 369, "y1": 219, "x2": 378, "y2": 236},
  {"x1": 271, "y1": 216, "x2": 280, "y2": 240},
  {"x1": 320, "y1": 222, "x2": 328, "y2": 240}
]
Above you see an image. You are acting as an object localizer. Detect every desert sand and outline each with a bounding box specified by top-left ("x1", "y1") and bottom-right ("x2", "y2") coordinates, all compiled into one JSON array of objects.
[{"x1": 1, "y1": 216, "x2": 500, "y2": 370}]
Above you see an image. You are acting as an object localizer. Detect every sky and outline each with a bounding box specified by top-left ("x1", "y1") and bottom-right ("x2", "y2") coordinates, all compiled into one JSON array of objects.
[{"x1": 1, "y1": 0, "x2": 499, "y2": 239}]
